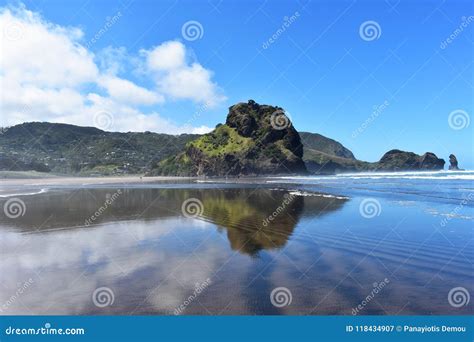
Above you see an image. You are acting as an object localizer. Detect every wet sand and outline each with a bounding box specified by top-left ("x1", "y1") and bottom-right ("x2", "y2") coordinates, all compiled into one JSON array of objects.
[
  {"x1": 0, "y1": 180, "x2": 472, "y2": 315},
  {"x1": 0, "y1": 175, "x2": 193, "y2": 187}
]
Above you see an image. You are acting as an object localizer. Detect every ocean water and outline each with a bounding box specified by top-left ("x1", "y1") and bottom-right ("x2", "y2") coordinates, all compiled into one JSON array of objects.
[{"x1": 0, "y1": 171, "x2": 472, "y2": 315}]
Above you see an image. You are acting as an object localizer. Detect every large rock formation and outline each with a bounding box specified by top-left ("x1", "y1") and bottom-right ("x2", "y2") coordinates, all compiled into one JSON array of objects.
[
  {"x1": 375, "y1": 149, "x2": 445, "y2": 171},
  {"x1": 150, "y1": 100, "x2": 307, "y2": 176}
]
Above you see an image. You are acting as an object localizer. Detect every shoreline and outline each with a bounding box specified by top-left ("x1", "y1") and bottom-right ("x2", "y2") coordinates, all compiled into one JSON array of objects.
[
  {"x1": 1, "y1": 169, "x2": 471, "y2": 186},
  {"x1": 0, "y1": 173, "x2": 196, "y2": 187}
]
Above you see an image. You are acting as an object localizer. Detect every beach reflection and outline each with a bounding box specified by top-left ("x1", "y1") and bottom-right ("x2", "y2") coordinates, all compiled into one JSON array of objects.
[
  {"x1": 0, "y1": 187, "x2": 347, "y2": 314},
  {"x1": 1, "y1": 186, "x2": 471, "y2": 315}
]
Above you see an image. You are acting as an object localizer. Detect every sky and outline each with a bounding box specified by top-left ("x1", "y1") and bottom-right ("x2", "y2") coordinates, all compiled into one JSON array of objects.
[{"x1": 0, "y1": 0, "x2": 473, "y2": 167}]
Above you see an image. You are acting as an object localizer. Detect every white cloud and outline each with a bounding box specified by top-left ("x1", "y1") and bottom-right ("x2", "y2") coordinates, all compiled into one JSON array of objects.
[
  {"x1": 190, "y1": 125, "x2": 213, "y2": 134},
  {"x1": 85, "y1": 93, "x2": 212, "y2": 134},
  {"x1": 143, "y1": 41, "x2": 227, "y2": 107},
  {"x1": 145, "y1": 40, "x2": 186, "y2": 70},
  {"x1": 0, "y1": 6, "x2": 225, "y2": 133},
  {"x1": 96, "y1": 46, "x2": 129, "y2": 75},
  {"x1": 98, "y1": 75, "x2": 164, "y2": 105},
  {"x1": 0, "y1": 219, "x2": 221, "y2": 314},
  {"x1": 0, "y1": 7, "x2": 97, "y2": 87}
]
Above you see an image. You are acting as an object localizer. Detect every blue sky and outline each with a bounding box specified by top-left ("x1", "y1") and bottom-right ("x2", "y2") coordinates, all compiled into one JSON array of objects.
[{"x1": 1, "y1": 0, "x2": 472, "y2": 167}]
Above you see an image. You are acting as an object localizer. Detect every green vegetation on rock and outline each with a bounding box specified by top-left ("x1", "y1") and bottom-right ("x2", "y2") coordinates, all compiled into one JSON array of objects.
[
  {"x1": 148, "y1": 100, "x2": 307, "y2": 176},
  {"x1": 189, "y1": 125, "x2": 253, "y2": 157}
]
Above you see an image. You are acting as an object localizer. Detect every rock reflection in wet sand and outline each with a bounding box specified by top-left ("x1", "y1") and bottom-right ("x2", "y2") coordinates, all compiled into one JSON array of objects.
[{"x1": 0, "y1": 187, "x2": 472, "y2": 315}]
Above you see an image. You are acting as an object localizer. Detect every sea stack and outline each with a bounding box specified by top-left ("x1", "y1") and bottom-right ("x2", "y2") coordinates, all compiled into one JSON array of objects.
[{"x1": 449, "y1": 154, "x2": 463, "y2": 170}]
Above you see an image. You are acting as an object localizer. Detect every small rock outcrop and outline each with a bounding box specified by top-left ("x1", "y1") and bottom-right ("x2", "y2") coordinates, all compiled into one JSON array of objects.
[
  {"x1": 375, "y1": 149, "x2": 445, "y2": 171},
  {"x1": 419, "y1": 152, "x2": 446, "y2": 170},
  {"x1": 449, "y1": 154, "x2": 463, "y2": 170}
]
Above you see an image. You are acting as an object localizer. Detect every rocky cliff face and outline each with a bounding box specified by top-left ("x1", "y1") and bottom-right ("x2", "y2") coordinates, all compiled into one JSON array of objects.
[
  {"x1": 150, "y1": 100, "x2": 307, "y2": 176},
  {"x1": 375, "y1": 149, "x2": 445, "y2": 171}
]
